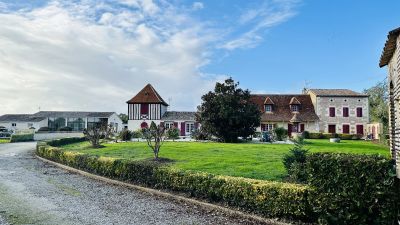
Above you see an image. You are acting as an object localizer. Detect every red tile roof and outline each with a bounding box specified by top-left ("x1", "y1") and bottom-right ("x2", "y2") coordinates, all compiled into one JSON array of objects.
[
  {"x1": 308, "y1": 89, "x2": 368, "y2": 97},
  {"x1": 250, "y1": 94, "x2": 319, "y2": 122},
  {"x1": 127, "y1": 84, "x2": 169, "y2": 105},
  {"x1": 380, "y1": 27, "x2": 400, "y2": 67}
]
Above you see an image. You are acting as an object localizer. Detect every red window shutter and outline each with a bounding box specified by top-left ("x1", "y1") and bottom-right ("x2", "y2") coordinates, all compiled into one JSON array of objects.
[
  {"x1": 343, "y1": 107, "x2": 349, "y2": 117},
  {"x1": 356, "y1": 125, "x2": 364, "y2": 135},
  {"x1": 195, "y1": 122, "x2": 199, "y2": 129},
  {"x1": 356, "y1": 108, "x2": 362, "y2": 117},
  {"x1": 160, "y1": 122, "x2": 164, "y2": 127},
  {"x1": 180, "y1": 122, "x2": 185, "y2": 136},
  {"x1": 342, "y1": 124, "x2": 349, "y2": 134},
  {"x1": 329, "y1": 107, "x2": 335, "y2": 117},
  {"x1": 300, "y1": 124, "x2": 305, "y2": 132},
  {"x1": 261, "y1": 124, "x2": 265, "y2": 131},
  {"x1": 328, "y1": 125, "x2": 336, "y2": 133},
  {"x1": 173, "y1": 122, "x2": 178, "y2": 128},
  {"x1": 140, "y1": 104, "x2": 149, "y2": 115}
]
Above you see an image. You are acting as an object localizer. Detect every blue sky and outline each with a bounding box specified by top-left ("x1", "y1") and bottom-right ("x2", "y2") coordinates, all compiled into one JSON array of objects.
[{"x1": 0, "y1": 0, "x2": 399, "y2": 114}]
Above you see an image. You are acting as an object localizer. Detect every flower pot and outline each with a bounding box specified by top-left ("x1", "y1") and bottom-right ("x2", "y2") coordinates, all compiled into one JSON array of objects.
[{"x1": 330, "y1": 138, "x2": 340, "y2": 143}]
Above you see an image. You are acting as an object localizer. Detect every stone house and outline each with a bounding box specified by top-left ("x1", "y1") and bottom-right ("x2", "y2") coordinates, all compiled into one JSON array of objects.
[
  {"x1": 379, "y1": 26, "x2": 400, "y2": 177},
  {"x1": 127, "y1": 84, "x2": 197, "y2": 136},
  {"x1": 250, "y1": 94, "x2": 320, "y2": 136},
  {"x1": 307, "y1": 89, "x2": 369, "y2": 135}
]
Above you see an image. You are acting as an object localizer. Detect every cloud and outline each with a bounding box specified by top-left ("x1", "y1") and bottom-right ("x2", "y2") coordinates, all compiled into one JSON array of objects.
[
  {"x1": 220, "y1": 0, "x2": 300, "y2": 50},
  {"x1": 0, "y1": 0, "x2": 220, "y2": 115},
  {"x1": 192, "y1": 2, "x2": 204, "y2": 11}
]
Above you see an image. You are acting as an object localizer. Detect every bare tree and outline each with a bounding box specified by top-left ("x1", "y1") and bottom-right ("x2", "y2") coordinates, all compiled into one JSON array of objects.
[
  {"x1": 142, "y1": 121, "x2": 165, "y2": 160},
  {"x1": 83, "y1": 124, "x2": 114, "y2": 148}
]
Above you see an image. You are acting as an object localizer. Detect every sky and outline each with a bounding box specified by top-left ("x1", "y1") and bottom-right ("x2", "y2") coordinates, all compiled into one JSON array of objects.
[{"x1": 0, "y1": 0, "x2": 399, "y2": 115}]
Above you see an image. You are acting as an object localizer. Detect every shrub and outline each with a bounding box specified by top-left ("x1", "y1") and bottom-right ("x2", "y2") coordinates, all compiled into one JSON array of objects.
[
  {"x1": 36, "y1": 140, "x2": 311, "y2": 220},
  {"x1": 166, "y1": 127, "x2": 180, "y2": 140},
  {"x1": 283, "y1": 136, "x2": 309, "y2": 183},
  {"x1": 303, "y1": 131, "x2": 310, "y2": 139},
  {"x1": 274, "y1": 127, "x2": 288, "y2": 141},
  {"x1": 191, "y1": 127, "x2": 210, "y2": 140},
  {"x1": 58, "y1": 126, "x2": 73, "y2": 132},
  {"x1": 38, "y1": 127, "x2": 50, "y2": 132},
  {"x1": 45, "y1": 137, "x2": 86, "y2": 147},
  {"x1": 118, "y1": 129, "x2": 133, "y2": 141},
  {"x1": 306, "y1": 153, "x2": 399, "y2": 224},
  {"x1": 10, "y1": 133, "x2": 34, "y2": 142},
  {"x1": 132, "y1": 129, "x2": 143, "y2": 138}
]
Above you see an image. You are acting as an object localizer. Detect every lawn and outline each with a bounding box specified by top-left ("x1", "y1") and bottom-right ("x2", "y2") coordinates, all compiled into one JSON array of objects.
[
  {"x1": 60, "y1": 139, "x2": 390, "y2": 181},
  {"x1": 0, "y1": 139, "x2": 9, "y2": 144}
]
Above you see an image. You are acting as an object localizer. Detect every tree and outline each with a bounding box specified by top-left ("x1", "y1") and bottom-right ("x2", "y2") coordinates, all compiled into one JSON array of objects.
[
  {"x1": 196, "y1": 78, "x2": 261, "y2": 143},
  {"x1": 282, "y1": 136, "x2": 309, "y2": 183},
  {"x1": 363, "y1": 81, "x2": 389, "y2": 133},
  {"x1": 83, "y1": 124, "x2": 114, "y2": 148},
  {"x1": 142, "y1": 121, "x2": 165, "y2": 160},
  {"x1": 166, "y1": 127, "x2": 180, "y2": 141},
  {"x1": 118, "y1": 113, "x2": 128, "y2": 124}
]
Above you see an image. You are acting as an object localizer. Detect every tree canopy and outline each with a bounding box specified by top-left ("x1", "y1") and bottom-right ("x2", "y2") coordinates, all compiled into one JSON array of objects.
[
  {"x1": 363, "y1": 81, "x2": 388, "y2": 133},
  {"x1": 196, "y1": 78, "x2": 261, "y2": 143}
]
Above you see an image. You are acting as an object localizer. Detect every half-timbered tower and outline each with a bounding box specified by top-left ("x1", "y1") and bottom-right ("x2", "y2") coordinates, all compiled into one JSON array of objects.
[{"x1": 380, "y1": 26, "x2": 400, "y2": 178}]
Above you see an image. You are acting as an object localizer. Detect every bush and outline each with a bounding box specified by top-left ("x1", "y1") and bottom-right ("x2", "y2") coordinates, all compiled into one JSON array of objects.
[
  {"x1": 306, "y1": 133, "x2": 363, "y2": 140},
  {"x1": 132, "y1": 129, "x2": 143, "y2": 138},
  {"x1": 44, "y1": 137, "x2": 87, "y2": 147},
  {"x1": 283, "y1": 137, "x2": 309, "y2": 183},
  {"x1": 166, "y1": 127, "x2": 180, "y2": 140},
  {"x1": 306, "y1": 153, "x2": 399, "y2": 224},
  {"x1": 191, "y1": 127, "x2": 210, "y2": 140},
  {"x1": 36, "y1": 140, "x2": 311, "y2": 220},
  {"x1": 58, "y1": 126, "x2": 73, "y2": 132},
  {"x1": 118, "y1": 129, "x2": 133, "y2": 141},
  {"x1": 10, "y1": 133, "x2": 34, "y2": 142},
  {"x1": 303, "y1": 131, "x2": 310, "y2": 139},
  {"x1": 38, "y1": 127, "x2": 50, "y2": 132},
  {"x1": 274, "y1": 127, "x2": 288, "y2": 141}
]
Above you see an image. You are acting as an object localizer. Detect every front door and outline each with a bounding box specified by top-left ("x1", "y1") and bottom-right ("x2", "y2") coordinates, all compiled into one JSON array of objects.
[
  {"x1": 288, "y1": 124, "x2": 293, "y2": 137},
  {"x1": 356, "y1": 125, "x2": 364, "y2": 135},
  {"x1": 328, "y1": 125, "x2": 336, "y2": 134}
]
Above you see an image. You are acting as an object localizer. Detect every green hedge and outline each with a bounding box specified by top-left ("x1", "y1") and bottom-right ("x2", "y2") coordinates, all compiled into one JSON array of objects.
[
  {"x1": 10, "y1": 133, "x2": 34, "y2": 142},
  {"x1": 36, "y1": 142, "x2": 311, "y2": 220},
  {"x1": 306, "y1": 153, "x2": 399, "y2": 224},
  {"x1": 306, "y1": 132, "x2": 362, "y2": 140},
  {"x1": 45, "y1": 137, "x2": 86, "y2": 147}
]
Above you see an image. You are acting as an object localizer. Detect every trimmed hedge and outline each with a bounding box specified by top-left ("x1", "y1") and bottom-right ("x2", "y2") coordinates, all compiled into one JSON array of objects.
[
  {"x1": 10, "y1": 133, "x2": 34, "y2": 142},
  {"x1": 36, "y1": 140, "x2": 311, "y2": 220},
  {"x1": 306, "y1": 132, "x2": 362, "y2": 140},
  {"x1": 306, "y1": 153, "x2": 399, "y2": 224}
]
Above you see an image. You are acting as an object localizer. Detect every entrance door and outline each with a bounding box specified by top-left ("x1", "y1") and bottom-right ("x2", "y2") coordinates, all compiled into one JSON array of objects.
[
  {"x1": 356, "y1": 125, "x2": 364, "y2": 135},
  {"x1": 288, "y1": 124, "x2": 293, "y2": 137},
  {"x1": 300, "y1": 124, "x2": 305, "y2": 132},
  {"x1": 328, "y1": 125, "x2": 336, "y2": 134}
]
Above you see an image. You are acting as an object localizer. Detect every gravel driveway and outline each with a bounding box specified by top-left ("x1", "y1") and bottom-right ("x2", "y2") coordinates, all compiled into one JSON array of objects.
[{"x1": 0, "y1": 142, "x2": 268, "y2": 225}]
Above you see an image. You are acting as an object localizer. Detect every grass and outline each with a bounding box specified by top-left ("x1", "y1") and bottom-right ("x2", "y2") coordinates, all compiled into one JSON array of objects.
[
  {"x1": 0, "y1": 139, "x2": 10, "y2": 144},
  {"x1": 60, "y1": 139, "x2": 390, "y2": 181}
]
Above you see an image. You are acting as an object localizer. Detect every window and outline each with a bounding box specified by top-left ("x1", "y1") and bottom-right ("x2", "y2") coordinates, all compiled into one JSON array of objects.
[
  {"x1": 12, "y1": 123, "x2": 16, "y2": 127},
  {"x1": 342, "y1": 124, "x2": 350, "y2": 134},
  {"x1": 262, "y1": 124, "x2": 275, "y2": 131},
  {"x1": 48, "y1": 117, "x2": 66, "y2": 131},
  {"x1": 343, "y1": 107, "x2": 349, "y2": 117},
  {"x1": 356, "y1": 107, "x2": 363, "y2": 117},
  {"x1": 329, "y1": 107, "x2": 335, "y2": 117},
  {"x1": 356, "y1": 125, "x2": 364, "y2": 135},
  {"x1": 185, "y1": 122, "x2": 195, "y2": 134},
  {"x1": 67, "y1": 118, "x2": 85, "y2": 131},
  {"x1": 290, "y1": 105, "x2": 299, "y2": 112},
  {"x1": 87, "y1": 118, "x2": 108, "y2": 129},
  {"x1": 165, "y1": 122, "x2": 174, "y2": 130},
  {"x1": 140, "y1": 104, "x2": 149, "y2": 115},
  {"x1": 264, "y1": 105, "x2": 272, "y2": 112}
]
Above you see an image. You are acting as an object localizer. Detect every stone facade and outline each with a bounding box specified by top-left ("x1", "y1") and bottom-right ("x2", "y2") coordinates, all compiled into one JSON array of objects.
[
  {"x1": 308, "y1": 91, "x2": 369, "y2": 135},
  {"x1": 380, "y1": 27, "x2": 400, "y2": 177}
]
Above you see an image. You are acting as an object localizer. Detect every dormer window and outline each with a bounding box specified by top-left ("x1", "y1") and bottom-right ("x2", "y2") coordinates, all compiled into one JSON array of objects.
[
  {"x1": 265, "y1": 104, "x2": 272, "y2": 112},
  {"x1": 291, "y1": 105, "x2": 299, "y2": 112}
]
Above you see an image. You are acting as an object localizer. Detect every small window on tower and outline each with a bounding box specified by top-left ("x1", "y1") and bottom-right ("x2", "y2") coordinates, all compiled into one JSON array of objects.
[
  {"x1": 265, "y1": 105, "x2": 272, "y2": 112},
  {"x1": 291, "y1": 105, "x2": 299, "y2": 112}
]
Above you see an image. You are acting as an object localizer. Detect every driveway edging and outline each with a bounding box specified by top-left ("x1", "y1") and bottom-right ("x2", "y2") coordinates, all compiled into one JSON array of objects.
[{"x1": 35, "y1": 155, "x2": 290, "y2": 225}]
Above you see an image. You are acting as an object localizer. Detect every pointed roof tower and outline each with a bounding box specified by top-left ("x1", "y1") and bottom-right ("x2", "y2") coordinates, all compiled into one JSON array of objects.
[{"x1": 126, "y1": 84, "x2": 169, "y2": 106}]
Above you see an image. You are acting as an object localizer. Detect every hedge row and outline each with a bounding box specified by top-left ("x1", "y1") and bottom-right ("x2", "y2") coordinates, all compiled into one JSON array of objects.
[
  {"x1": 10, "y1": 133, "x2": 34, "y2": 142},
  {"x1": 36, "y1": 141, "x2": 311, "y2": 221},
  {"x1": 306, "y1": 153, "x2": 399, "y2": 224},
  {"x1": 305, "y1": 132, "x2": 362, "y2": 140}
]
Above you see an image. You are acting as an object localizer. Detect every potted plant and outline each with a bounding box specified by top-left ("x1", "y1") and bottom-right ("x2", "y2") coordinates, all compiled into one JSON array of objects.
[{"x1": 330, "y1": 133, "x2": 340, "y2": 143}]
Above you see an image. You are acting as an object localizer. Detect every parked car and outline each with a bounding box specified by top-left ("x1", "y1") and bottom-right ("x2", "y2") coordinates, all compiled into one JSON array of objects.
[{"x1": 0, "y1": 127, "x2": 13, "y2": 138}]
